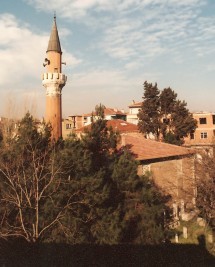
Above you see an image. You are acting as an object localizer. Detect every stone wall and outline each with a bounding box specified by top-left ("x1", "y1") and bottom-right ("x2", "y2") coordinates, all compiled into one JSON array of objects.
[{"x1": 139, "y1": 155, "x2": 196, "y2": 207}]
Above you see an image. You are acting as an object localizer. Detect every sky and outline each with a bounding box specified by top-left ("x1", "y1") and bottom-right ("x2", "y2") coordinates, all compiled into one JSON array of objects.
[{"x1": 1, "y1": 0, "x2": 215, "y2": 118}]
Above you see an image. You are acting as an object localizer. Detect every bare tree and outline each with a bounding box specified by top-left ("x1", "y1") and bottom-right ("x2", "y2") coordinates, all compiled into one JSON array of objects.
[
  {"x1": 0, "y1": 113, "x2": 85, "y2": 242},
  {"x1": 195, "y1": 152, "x2": 215, "y2": 232}
]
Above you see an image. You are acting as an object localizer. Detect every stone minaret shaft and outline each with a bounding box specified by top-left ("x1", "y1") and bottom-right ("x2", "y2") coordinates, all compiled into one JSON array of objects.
[{"x1": 42, "y1": 15, "x2": 67, "y2": 139}]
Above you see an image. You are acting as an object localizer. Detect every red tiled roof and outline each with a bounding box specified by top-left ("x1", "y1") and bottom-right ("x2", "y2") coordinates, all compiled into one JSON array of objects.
[
  {"x1": 76, "y1": 124, "x2": 193, "y2": 161},
  {"x1": 128, "y1": 101, "x2": 142, "y2": 108},
  {"x1": 120, "y1": 133, "x2": 194, "y2": 161},
  {"x1": 76, "y1": 119, "x2": 138, "y2": 133},
  {"x1": 83, "y1": 108, "x2": 126, "y2": 117},
  {"x1": 106, "y1": 120, "x2": 138, "y2": 133},
  {"x1": 104, "y1": 108, "x2": 126, "y2": 115}
]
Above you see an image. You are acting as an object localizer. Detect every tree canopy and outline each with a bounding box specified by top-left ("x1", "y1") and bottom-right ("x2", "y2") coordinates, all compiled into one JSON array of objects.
[
  {"x1": 0, "y1": 110, "x2": 170, "y2": 244},
  {"x1": 138, "y1": 81, "x2": 197, "y2": 145}
]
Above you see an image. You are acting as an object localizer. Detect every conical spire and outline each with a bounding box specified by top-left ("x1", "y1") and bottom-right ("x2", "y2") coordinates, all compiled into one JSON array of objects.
[{"x1": 47, "y1": 14, "x2": 62, "y2": 53}]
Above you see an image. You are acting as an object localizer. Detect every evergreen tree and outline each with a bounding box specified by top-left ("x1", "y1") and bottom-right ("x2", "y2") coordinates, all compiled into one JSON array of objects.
[
  {"x1": 112, "y1": 150, "x2": 169, "y2": 244},
  {"x1": 160, "y1": 87, "x2": 177, "y2": 116},
  {"x1": 138, "y1": 82, "x2": 197, "y2": 145},
  {"x1": 138, "y1": 81, "x2": 161, "y2": 139},
  {"x1": 160, "y1": 88, "x2": 177, "y2": 138},
  {"x1": 56, "y1": 108, "x2": 124, "y2": 244},
  {"x1": 171, "y1": 100, "x2": 197, "y2": 144},
  {"x1": 58, "y1": 106, "x2": 170, "y2": 245}
]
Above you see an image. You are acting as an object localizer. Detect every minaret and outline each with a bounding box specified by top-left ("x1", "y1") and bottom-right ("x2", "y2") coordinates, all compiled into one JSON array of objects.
[{"x1": 42, "y1": 14, "x2": 67, "y2": 140}]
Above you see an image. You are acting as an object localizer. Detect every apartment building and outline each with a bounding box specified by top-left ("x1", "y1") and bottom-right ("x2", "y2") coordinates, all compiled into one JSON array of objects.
[
  {"x1": 75, "y1": 119, "x2": 138, "y2": 138},
  {"x1": 83, "y1": 108, "x2": 126, "y2": 126},
  {"x1": 62, "y1": 115, "x2": 83, "y2": 139},
  {"x1": 62, "y1": 108, "x2": 127, "y2": 139},
  {"x1": 126, "y1": 100, "x2": 142, "y2": 125},
  {"x1": 184, "y1": 112, "x2": 215, "y2": 150}
]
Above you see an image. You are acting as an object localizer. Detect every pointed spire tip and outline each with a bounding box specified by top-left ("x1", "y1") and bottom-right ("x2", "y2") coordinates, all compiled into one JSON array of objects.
[{"x1": 47, "y1": 13, "x2": 62, "y2": 53}]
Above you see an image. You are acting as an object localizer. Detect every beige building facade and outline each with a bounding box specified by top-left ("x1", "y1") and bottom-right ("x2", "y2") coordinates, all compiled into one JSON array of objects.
[
  {"x1": 62, "y1": 115, "x2": 83, "y2": 139},
  {"x1": 83, "y1": 108, "x2": 127, "y2": 126},
  {"x1": 126, "y1": 100, "x2": 142, "y2": 125},
  {"x1": 184, "y1": 112, "x2": 215, "y2": 151}
]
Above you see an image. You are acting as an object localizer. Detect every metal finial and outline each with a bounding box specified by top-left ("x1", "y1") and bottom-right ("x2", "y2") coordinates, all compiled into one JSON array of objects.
[{"x1": 54, "y1": 11, "x2": 56, "y2": 21}]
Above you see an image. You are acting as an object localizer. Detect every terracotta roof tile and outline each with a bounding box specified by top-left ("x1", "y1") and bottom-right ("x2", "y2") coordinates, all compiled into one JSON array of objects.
[
  {"x1": 128, "y1": 101, "x2": 142, "y2": 108},
  {"x1": 120, "y1": 133, "x2": 194, "y2": 160},
  {"x1": 106, "y1": 120, "x2": 138, "y2": 133},
  {"x1": 83, "y1": 108, "x2": 126, "y2": 117},
  {"x1": 76, "y1": 119, "x2": 138, "y2": 133}
]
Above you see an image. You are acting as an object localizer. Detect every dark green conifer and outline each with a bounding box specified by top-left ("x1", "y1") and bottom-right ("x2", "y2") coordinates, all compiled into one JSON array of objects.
[
  {"x1": 138, "y1": 82, "x2": 197, "y2": 145},
  {"x1": 138, "y1": 81, "x2": 161, "y2": 139}
]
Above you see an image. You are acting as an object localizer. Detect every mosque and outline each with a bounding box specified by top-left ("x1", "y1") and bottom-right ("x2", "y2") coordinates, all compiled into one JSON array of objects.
[{"x1": 40, "y1": 16, "x2": 197, "y2": 221}]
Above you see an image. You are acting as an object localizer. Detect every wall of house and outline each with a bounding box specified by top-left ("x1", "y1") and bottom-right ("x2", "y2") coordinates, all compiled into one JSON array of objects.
[
  {"x1": 127, "y1": 114, "x2": 139, "y2": 125},
  {"x1": 127, "y1": 106, "x2": 140, "y2": 125},
  {"x1": 62, "y1": 119, "x2": 73, "y2": 139},
  {"x1": 138, "y1": 156, "x2": 196, "y2": 207},
  {"x1": 62, "y1": 115, "x2": 83, "y2": 139},
  {"x1": 126, "y1": 101, "x2": 141, "y2": 125}
]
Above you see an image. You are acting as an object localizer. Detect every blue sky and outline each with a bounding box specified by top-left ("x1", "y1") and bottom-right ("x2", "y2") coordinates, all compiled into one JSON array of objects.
[{"x1": 1, "y1": 0, "x2": 215, "y2": 118}]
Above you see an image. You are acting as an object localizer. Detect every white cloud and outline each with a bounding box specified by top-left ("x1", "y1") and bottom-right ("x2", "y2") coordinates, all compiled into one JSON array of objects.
[
  {"x1": 62, "y1": 67, "x2": 165, "y2": 116},
  {"x1": 0, "y1": 13, "x2": 82, "y2": 117},
  {"x1": 8, "y1": 0, "x2": 215, "y2": 115},
  {"x1": 62, "y1": 68, "x2": 143, "y2": 115},
  {"x1": 25, "y1": 0, "x2": 213, "y2": 66},
  {"x1": 0, "y1": 13, "x2": 46, "y2": 86},
  {"x1": 24, "y1": 0, "x2": 205, "y2": 17},
  {"x1": 0, "y1": 13, "x2": 81, "y2": 83}
]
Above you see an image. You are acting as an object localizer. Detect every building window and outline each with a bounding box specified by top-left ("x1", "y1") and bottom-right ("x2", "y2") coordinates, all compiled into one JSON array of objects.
[
  {"x1": 199, "y1": 118, "x2": 207, "y2": 124},
  {"x1": 200, "y1": 132, "x2": 207, "y2": 139},
  {"x1": 54, "y1": 68, "x2": 58, "y2": 73},
  {"x1": 190, "y1": 132, "x2": 195, "y2": 139},
  {"x1": 66, "y1": 123, "x2": 72, "y2": 129},
  {"x1": 213, "y1": 115, "x2": 215, "y2": 124}
]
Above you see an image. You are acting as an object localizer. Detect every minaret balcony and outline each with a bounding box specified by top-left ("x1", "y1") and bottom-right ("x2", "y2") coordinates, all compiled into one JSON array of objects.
[{"x1": 42, "y1": 72, "x2": 67, "y2": 84}]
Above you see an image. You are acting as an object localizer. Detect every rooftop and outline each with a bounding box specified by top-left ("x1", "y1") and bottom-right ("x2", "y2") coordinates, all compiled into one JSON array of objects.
[
  {"x1": 120, "y1": 133, "x2": 194, "y2": 161},
  {"x1": 76, "y1": 119, "x2": 138, "y2": 133},
  {"x1": 83, "y1": 108, "x2": 126, "y2": 117},
  {"x1": 128, "y1": 101, "x2": 142, "y2": 108}
]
